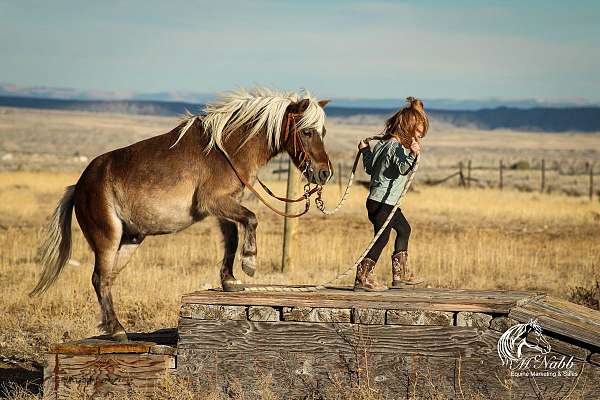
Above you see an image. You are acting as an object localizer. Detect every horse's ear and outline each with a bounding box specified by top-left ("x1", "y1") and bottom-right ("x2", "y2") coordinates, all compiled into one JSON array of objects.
[{"x1": 318, "y1": 99, "x2": 331, "y2": 108}]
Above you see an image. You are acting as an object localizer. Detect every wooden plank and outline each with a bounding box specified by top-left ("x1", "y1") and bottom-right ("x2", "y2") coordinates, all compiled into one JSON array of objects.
[
  {"x1": 178, "y1": 319, "x2": 498, "y2": 358},
  {"x1": 181, "y1": 287, "x2": 540, "y2": 313},
  {"x1": 191, "y1": 286, "x2": 540, "y2": 301},
  {"x1": 176, "y1": 347, "x2": 600, "y2": 399},
  {"x1": 509, "y1": 296, "x2": 600, "y2": 348},
  {"x1": 227, "y1": 284, "x2": 540, "y2": 298},
  {"x1": 44, "y1": 353, "x2": 174, "y2": 399},
  {"x1": 525, "y1": 332, "x2": 590, "y2": 361},
  {"x1": 49, "y1": 342, "x2": 100, "y2": 355},
  {"x1": 89, "y1": 328, "x2": 178, "y2": 346},
  {"x1": 98, "y1": 342, "x2": 154, "y2": 354},
  {"x1": 50, "y1": 339, "x2": 154, "y2": 355}
]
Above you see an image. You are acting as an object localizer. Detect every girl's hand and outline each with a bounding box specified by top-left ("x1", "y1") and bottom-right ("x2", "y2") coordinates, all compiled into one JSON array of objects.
[
  {"x1": 409, "y1": 137, "x2": 421, "y2": 155},
  {"x1": 358, "y1": 140, "x2": 369, "y2": 150}
]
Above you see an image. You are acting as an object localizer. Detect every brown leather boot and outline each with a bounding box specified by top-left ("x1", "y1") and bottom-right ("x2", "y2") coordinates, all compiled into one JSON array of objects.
[
  {"x1": 354, "y1": 258, "x2": 387, "y2": 291},
  {"x1": 391, "y1": 251, "x2": 425, "y2": 287}
]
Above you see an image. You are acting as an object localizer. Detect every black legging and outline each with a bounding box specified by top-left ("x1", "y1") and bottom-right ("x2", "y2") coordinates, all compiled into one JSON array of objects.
[{"x1": 365, "y1": 198, "x2": 411, "y2": 262}]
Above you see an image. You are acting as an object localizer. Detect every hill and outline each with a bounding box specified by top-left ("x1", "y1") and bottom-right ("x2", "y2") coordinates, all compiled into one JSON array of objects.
[{"x1": 0, "y1": 95, "x2": 599, "y2": 133}]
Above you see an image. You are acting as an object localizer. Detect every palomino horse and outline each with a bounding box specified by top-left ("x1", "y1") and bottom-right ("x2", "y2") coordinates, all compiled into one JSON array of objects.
[{"x1": 30, "y1": 88, "x2": 332, "y2": 341}]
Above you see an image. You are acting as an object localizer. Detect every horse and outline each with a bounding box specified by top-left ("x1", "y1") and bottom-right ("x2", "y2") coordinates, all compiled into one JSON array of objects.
[
  {"x1": 30, "y1": 87, "x2": 333, "y2": 341},
  {"x1": 497, "y1": 319, "x2": 551, "y2": 367}
]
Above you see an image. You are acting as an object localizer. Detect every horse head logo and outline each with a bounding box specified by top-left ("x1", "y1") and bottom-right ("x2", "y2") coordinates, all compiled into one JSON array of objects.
[{"x1": 497, "y1": 319, "x2": 551, "y2": 366}]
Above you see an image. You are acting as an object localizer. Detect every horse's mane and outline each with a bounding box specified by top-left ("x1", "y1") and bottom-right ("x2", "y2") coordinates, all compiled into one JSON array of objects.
[{"x1": 171, "y1": 87, "x2": 325, "y2": 154}]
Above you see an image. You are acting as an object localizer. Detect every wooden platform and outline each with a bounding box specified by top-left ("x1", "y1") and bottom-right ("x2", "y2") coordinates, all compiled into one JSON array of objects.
[
  {"x1": 43, "y1": 329, "x2": 176, "y2": 399},
  {"x1": 45, "y1": 287, "x2": 600, "y2": 399}
]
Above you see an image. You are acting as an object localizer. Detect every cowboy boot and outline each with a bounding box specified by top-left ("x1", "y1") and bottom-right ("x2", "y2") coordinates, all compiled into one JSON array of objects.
[
  {"x1": 354, "y1": 258, "x2": 387, "y2": 292},
  {"x1": 391, "y1": 250, "x2": 425, "y2": 287}
]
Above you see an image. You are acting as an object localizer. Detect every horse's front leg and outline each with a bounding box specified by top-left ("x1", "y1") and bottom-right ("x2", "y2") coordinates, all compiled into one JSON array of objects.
[
  {"x1": 211, "y1": 197, "x2": 258, "y2": 291},
  {"x1": 217, "y1": 218, "x2": 242, "y2": 291}
]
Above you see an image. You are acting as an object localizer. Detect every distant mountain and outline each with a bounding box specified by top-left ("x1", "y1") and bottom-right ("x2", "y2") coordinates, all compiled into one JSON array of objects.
[
  {"x1": 331, "y1": 98, "x2": 600, "y2": 111},
  {"x1": 0, "y1": 83, "x2": 216, "y2": 104},
  {"x1": 0, "y1": 94, "x2": 599, "y2": 133},
  {"x1": 2, "y1": 83, "x2": 598, "y2": 111},
  {"x1": 430, "y1": 107, "x2": 600, "y2": 132}
]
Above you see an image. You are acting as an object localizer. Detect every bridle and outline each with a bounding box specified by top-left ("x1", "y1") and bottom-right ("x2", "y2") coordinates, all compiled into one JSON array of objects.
[{"x1": 215, "y1": 111, "x2": 323, "y2": 218}]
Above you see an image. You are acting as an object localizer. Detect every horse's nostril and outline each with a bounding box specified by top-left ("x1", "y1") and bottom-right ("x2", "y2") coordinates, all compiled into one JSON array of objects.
[{"x1": 319, "y1": 170, "x2": 331, "y2": 182}]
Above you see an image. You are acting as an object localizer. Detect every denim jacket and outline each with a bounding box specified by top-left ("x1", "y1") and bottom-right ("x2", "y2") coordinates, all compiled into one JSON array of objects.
[{"x1": 361, "y1": 139, "x2": 417, "y2": 205}]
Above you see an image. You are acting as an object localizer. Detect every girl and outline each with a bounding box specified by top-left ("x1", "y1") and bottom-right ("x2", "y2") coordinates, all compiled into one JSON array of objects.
[{"x1": 354, "y1": 97, "x2": 429, "y2": 291}]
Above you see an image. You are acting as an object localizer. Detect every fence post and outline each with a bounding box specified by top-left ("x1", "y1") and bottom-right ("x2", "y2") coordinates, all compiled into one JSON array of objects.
[
  {"x1": 281, "y1": 158, "x2": 300, "y2": 272},
  {"x1": 499, "y1": 160, "x2": 504, "y2": 190},
  {"x1": 541, "y1": 159, "x2": 546, "y2": 193},
  {"x1": 467, "y1": 160, "x2": 472, "y2": 188},
  {"x1": 458, "y1": 161, "x2": 465, "y2": 187},
  {"x1": 590, "y1": 164, "x2": 595, "y2": 201},
  {"x1": 277, "y1": 155, "x2": 283, "y2": 181},
  {"x1": 338, "y1": 162, "x2": 343, "y2": 193}
]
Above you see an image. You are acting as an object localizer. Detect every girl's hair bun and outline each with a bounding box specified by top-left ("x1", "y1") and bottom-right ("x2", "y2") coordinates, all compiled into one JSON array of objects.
[{"x1": 406, "y1": 96, "x2": 424, "y2": 110}]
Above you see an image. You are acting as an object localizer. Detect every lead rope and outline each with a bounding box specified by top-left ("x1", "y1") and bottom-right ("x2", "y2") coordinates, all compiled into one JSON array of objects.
[
  {"x1": 314, "y1": 135, "x2": 387, "y2": 216},
  {"x1": 243, "y1": 151, "x2": 420, "y2": 292}
]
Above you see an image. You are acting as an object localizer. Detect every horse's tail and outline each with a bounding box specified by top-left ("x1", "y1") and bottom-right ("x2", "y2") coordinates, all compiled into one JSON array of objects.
[{"x1": 30, "y1": 185, "x2": 76, "y2": 296}]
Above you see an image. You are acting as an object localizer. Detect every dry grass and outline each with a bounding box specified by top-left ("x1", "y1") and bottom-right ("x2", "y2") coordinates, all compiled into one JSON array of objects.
[
  {"x1": 0, "y1": 107, "x2": 599, "y2": 399},
  {"x1": 0, "y1": 171, "x2": 599, "y2": 364}
]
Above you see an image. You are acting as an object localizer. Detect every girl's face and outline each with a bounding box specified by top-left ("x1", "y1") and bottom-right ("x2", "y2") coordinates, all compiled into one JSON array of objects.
[{"x1": 414, "y1": 122, "x2": 425, "y2": 141}]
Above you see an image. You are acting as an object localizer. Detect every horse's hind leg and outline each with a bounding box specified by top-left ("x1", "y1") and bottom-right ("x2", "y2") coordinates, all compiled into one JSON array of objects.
[
  {"x1": 92, "y1": 248, "x2": 126, "y2": 341},
  {"x1": 77, "y1": 196, "x2": 134, "y2": 341},
  {"x1": 90, "y1": 241, "x2": 141, "y2": 342}
]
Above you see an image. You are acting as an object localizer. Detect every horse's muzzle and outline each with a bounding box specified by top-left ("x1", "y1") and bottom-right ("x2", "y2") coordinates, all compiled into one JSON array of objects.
[
  {"x1": 306, "y1": 165, "x2": 331, "y2": 185},
  {"x1": 317, "y1": 169, "x2": 331, "y2": 184}
]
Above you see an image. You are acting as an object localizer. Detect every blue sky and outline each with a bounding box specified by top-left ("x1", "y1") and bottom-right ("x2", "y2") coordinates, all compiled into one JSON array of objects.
[{"x1": 1, "y1": 0, "x2": 599, "y2": 100}]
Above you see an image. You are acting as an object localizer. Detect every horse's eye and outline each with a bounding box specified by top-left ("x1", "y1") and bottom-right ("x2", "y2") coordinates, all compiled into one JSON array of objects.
[{"x1": 303, "y1": 130, "x2": 313, "y2": 137}]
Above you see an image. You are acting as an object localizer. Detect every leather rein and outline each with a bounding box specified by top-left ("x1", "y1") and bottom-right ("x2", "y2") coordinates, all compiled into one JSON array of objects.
[{"x1": 215, "y1": 112, "x2": 322, "y2": 218}]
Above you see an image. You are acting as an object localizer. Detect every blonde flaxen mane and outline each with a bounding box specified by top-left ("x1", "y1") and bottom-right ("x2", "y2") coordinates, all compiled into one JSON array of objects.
[{"x1": 171, "y1": 87, "x2": 326, "y2": 153}]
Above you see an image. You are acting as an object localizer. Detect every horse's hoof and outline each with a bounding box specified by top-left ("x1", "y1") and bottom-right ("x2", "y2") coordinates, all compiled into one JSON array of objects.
[
  {"x1": 241, "y1": 256, "x2": 256, "y2": 277},
  {"x1": 112, "y1": 331, "x2": 128, "y2": 342},
  {"x1": 222, "y1": 279, "x2": 244, "y2": 292}
]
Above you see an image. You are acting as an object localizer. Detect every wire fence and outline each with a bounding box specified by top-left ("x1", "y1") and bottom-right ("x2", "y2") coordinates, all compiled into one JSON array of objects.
[{"x1": 265, "y1": 154, "x2": 598, "y2": 201}]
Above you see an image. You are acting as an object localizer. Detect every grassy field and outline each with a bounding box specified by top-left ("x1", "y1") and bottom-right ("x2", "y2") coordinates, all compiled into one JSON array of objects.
[{"x1": 1, "y1": 107, "x2": 599, "y2": 398}]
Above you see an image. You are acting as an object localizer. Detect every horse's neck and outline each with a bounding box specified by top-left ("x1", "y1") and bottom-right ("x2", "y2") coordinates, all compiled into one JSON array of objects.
[{"x1": 226, "y1": 133, "x2": 278, "y2": 178}]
